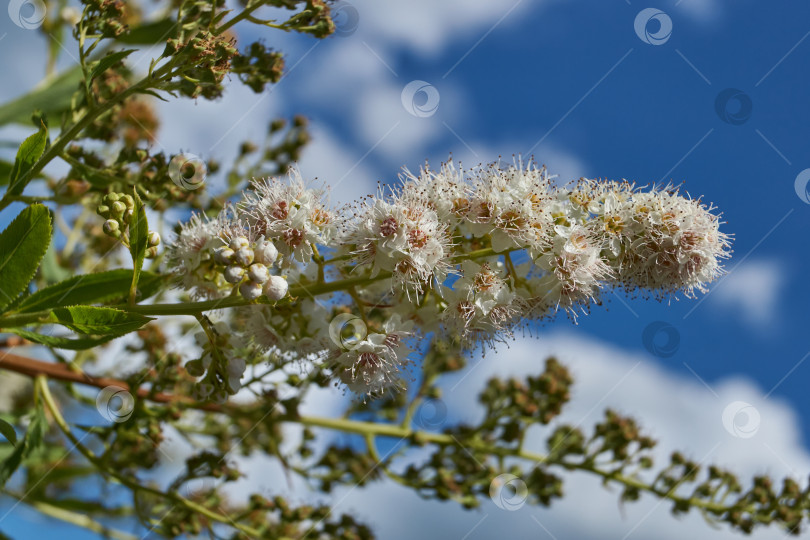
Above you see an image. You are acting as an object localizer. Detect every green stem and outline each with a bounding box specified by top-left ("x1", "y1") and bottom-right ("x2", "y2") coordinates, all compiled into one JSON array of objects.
[
  {"x1": 295, "y1": 414, "x2": 733, "y2": 516},
  {"x1": 36, "y1": 376, "x2": 264, "y2": 538},
  {"x1": 1, "y1": 490, "x2": 138, "y2": 540}
]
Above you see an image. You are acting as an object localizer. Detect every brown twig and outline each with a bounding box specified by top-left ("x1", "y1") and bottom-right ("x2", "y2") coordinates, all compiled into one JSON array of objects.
[{"x1": 0, "y1": 349, "x2": 222, "y2": 412}]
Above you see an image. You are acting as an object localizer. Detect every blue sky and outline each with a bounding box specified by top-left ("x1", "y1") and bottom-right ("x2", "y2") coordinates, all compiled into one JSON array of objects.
[{"x1": 1, "y1": 0, "x2": 810, "y2": 538}]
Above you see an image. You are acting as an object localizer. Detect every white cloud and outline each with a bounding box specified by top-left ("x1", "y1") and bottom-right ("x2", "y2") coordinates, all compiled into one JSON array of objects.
[
  {"x1": 349, "y1": 0, "x2": 538, "y2": 56},
  {"x1": 710, "y1": 260, "x2": 785, "y2": 329},
  {"x1": 297, "y1": 122, "x2": 378, "y2": 205}
]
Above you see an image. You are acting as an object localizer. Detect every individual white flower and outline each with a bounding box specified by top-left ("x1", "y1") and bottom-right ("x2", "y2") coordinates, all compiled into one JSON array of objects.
[
  {"x1": 346, "y1": 191, "x2": 453, "y2": 297},
  {"x1": 534, "y1": 224, "x2": 611, "y2": 318},
  {"x1": 331, "y1": 315, "x2": 413, "y2": 398},
  {"x1": 399, "y1": 160, "x2": 471, "y2": 228},
  {"x1": 441, "y1": 260, "x2": 521, "y2": 344},
  {"x1": 458, "y1": 161, "x2": 555, "y2": 255},
  {"x1": 241, "y1": 166, "x2": 339, "y2": 263}
]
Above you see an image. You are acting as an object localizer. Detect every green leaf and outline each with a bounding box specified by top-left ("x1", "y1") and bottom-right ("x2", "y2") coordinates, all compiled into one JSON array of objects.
[
  {"x1": 0, "y1": 420, "x2": 17, "y2": 446},
  {"x1": 0, "y1": 407, "x2": 46, "y2": 487},
  {"x1": 89, "y1": 49, "x2": 137, "y2": 82},
  {"x1": 17, "y1": 270, "x2": 165, "y2": 313},
  {"x1": 10, "y1": 329, "x2": 116, "y2": 351},
  {"x1": 129, "y1": 197, "x2": 148, "y2": 301},
  {"x1": 50, "y1": 306, "x2": 153, "y2": 336},
  {"x1": 0, "y1": 159, "x2": 13, "y2": 187},
  {"x1": 0, "y1": 204, "x2": 53, "y2": 312},
  {"x1": 0, "y1": 65, "x2": 83, "y2": 126},
  {"x1": 116, "y1": 19, "x2": 178, "y2": 44},
  {"x1": 7, "y1": 124, "x2": 48, "y2": 195}
]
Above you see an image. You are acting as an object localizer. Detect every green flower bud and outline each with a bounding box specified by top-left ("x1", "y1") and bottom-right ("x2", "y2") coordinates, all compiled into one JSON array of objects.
[
  {"x1": 111, "y1": 200, "x2": 127, "y2": 218},
  {"x1": 103, "y1": 219, "x2": 121, "y2": 238}
]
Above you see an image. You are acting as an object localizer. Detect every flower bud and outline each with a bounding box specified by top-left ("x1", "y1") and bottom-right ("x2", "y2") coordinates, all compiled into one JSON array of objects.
[
  {"x1": 247, "y1": 263, "x2": 269, "y2": 284},
  {"x1": 145, "y1": 246, "x2": 159, "y2": 258},
  {"x1": 111, "y1": 200, "x2": 127, "y2": 218},
  {"x1": 147, "y1": 231, "x2": 161, "y2": 247},
  {"x1": 97, "y1": 204, "x2": 110, "y2": 217},
  {"x1": 103, "y1": 219, "x2": 121, "y2": 237},
  {"x1": 214, "y1": 247, "x2": 235, "y2": 265},
  {"x1": 254, "y1": 238, "x2": 278, "y2": 265},
  {"x1": 234, "y1": 247, "x2": 254, "y2": 266},
  {"x1": 239, "y1": 281, "x2": 263, "y2": 300},
  {"x1": 229, "y1": 236, "x2": 250, "y2": 250},
  {"x1": 264, "y1": 275, "x2": 288, "y2": 301},
  {"x1": 224, "y1": 265, "x2": 245, "y2": 283}
]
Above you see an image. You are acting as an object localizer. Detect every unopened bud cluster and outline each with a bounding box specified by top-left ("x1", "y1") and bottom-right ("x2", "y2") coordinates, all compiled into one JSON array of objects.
[
  {"x1": 97, "y1": 192, "x2": 160, "y2": 257},
  {"x1": 167, "y1": 159, "x2": 731, "y2": 399}
]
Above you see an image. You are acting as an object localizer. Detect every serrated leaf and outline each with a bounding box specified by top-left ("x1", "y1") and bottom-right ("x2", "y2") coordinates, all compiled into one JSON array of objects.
[
  {"x1": 7, "y1": 124, "x2": 48, "y2": 196},
  {"x1": 17, "y1": 270, "x2": 165, "y2": 313},
  {"x1": 0, "y1": 407, "x2": 46, "y2": 487},
  {"x1": 0, "y1": 65, "x2": 83, "y2": 126},
  {"x1": 50, "y1": 306, "x2": 153, "y2": 336},
  {"x1": 129, "y1": 197, "x2": 148, "y2": 302},
  {"x1": 0, "y1": 204, "x2": 53, "y2": 312},
  {"x1": 10, "y1": 329, "x2": 117, "y2": 350},
  {"x1": 0, "y1": 420, "x2": 17, "y2": 446},
  {"x1": 89, "y1": 49, "x2": 136, "y2": 82}
]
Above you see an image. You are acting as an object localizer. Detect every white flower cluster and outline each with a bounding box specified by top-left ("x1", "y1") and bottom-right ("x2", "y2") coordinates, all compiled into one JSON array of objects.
[{"x1": 166, "y1": 160, "x2": 731, "y2": 400}]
